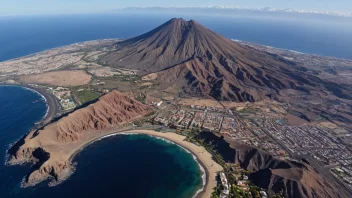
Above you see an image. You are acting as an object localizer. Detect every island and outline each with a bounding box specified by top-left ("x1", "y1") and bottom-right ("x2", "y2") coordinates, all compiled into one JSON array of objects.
[{"x1": 2, "y1": 18, "x2": 352, "y2": 198}]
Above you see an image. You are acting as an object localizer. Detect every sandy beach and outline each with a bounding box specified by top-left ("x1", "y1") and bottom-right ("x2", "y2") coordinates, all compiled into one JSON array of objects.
[{"x1": 69, "y1": 129, "x2": 223, "y2": 198}]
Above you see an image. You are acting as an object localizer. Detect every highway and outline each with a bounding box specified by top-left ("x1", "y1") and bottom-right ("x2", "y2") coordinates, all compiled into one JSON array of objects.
[{"x1": 302, "y1": 155, "x2": 352, "y2": 197}]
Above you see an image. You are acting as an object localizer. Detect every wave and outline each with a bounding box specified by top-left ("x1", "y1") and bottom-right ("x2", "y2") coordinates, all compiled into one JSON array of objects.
[
  {"x1": 0, "y1": 85, "x2": 49, "y2": 119},
  {"x1": 96, "y1": 132, "x2": 139, "y2": 140},
  {"x1": 2, "y1": 85, "x2": 48, "y2": 166},
  {"x1": 20, "y1": 86, "x2": 49, "y2": 118}
]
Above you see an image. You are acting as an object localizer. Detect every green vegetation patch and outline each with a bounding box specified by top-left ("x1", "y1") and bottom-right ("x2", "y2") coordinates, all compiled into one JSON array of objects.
[
  {"x1": 75, "y1": 89, "x2": 102, "y2": 104},
  {"x1": 134, "y1": 93, "x2": 146, "y2": 104},
  {"x1": 113, "y1": 75, "x2": 141, "y2": 82},
  {"x1": 236, "y1": 107, "x2": 255, "y2": 114}
]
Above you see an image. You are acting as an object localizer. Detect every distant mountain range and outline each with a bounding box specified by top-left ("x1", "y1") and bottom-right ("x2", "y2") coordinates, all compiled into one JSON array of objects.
[{"x1": 116, "y1": 6, "x2": 352, "y2": 17}]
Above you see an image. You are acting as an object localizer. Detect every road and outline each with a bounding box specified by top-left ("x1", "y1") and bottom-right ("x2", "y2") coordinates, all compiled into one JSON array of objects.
[{"x1": 302, "y1": 154, "x2": 352, "y2": 197}]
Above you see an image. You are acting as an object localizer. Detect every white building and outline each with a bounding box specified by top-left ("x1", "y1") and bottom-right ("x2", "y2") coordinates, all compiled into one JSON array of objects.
[
  {"x1": 220, "y1": 173, "x2": 229, "y2": 196},
  {"x1": 260, "y1": 191, "x2": 268, "y2": 198}
]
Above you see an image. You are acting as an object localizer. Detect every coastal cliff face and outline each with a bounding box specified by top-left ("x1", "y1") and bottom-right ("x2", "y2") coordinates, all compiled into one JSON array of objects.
[
  {"x1": 25, "y1": 160, "x2": 71, "y2": 187},
  {"x1": 7, "y1": 90, "x2": 154, "y2": 187},
  {"x1": 196, "y1": 132, "x2": 348, "y2": 198}
]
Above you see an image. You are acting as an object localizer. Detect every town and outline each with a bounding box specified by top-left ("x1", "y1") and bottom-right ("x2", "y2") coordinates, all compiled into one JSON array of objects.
[{"x1": 151, "y1": 102, "x2": 352, "y2": 191}]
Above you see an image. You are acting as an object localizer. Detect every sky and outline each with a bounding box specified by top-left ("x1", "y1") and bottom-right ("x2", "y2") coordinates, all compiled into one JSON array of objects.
[{"x1": 1, "y1": 0, "x2": 351, "y2": 16}]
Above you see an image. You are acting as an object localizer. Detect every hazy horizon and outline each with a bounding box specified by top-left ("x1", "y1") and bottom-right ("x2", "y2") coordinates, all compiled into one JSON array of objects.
[{"x1": 1, "y1": 0, "x2": 352, "y2": 16}]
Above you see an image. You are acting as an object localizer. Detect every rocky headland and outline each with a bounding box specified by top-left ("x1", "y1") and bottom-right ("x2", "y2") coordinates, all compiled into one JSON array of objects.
[{"x1": 7, "y1": 90, "x2": 154, "y2": 186}]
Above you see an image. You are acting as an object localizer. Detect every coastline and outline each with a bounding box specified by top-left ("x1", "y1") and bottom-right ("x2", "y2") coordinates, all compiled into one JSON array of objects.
[
  {"x1": 1, "y1": 37, "x2": 350, "y2": 66},
  {"x1": 0, "y1": 84, "x2": 61, "y2": 125},
  {"x1": 0, "y1": 38, "x2": 120, "y2": 63},
  {"x1": 68, "y1": 129, "x2": 223, "y2": 198},
  {"x1": 231, "y1": 39, "x2": 352, "y2": 61},
  {"x1": 21, "y1": 86, "x2": 49, "y2": 118}
]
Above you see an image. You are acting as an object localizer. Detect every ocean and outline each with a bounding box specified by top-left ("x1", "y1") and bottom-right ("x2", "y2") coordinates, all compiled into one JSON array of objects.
[
  {"x1": 0, "y1": 86, "x2": 203, "y2": 198},
  {"x1": 0, "y1": 86, "x2": 47, "y2": 196},
  {"x1": 0, "y1": 13, "x2": 351, "y2": 61}
]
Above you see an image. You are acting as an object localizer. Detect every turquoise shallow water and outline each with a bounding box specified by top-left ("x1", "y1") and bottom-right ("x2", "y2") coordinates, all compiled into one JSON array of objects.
[{"x1": 0, "y1": 86, "x2": 203, "y2": 198}]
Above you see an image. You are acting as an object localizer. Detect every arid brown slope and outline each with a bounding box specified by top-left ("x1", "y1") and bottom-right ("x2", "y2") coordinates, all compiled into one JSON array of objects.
[
  {"x1": 7, "y1": 91, "x2": 153, "y2": 186},
  {"x1": 55, "y1": 90, "x2": 153, "y2": 143},
  {"x1": 196, "y1": 132, "x2": 349, "y2": 198},
  {"x1": 250, "y1": 165, "x2": 342, "y2": 198},
  {"x1": 100, "y1": 18, "x2": 350, "y2": 102}
]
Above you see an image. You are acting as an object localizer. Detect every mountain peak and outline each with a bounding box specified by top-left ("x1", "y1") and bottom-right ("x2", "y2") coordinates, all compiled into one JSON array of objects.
[
  {"x1": 167, "y1": 18, "x2": 192, "y2": 27},
  {"x1": 164, "y1": 18, "x2": 202, "y2": 31},
  {"x1": 169, "y1": 17, "x2": 186, "y2": 22},
  {"x1": 169, "y1": 18, "x2": 195, "y2": 23},
  {"x1": 100, "y1": 18, "x2": 341, "y2": 102}
]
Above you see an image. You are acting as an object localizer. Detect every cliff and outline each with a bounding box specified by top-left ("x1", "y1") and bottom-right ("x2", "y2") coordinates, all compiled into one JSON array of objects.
[
  {"x1": 55, "y1": 90, "x2": 153, "y2": 143},
  {"x1": 7, "y1": 90, "x2": 154, "y2": 186}
]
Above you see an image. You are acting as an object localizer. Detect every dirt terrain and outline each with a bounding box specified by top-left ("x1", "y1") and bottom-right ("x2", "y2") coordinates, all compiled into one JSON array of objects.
[{"x1": 20, "y1": 70, "x2": 92, "y2": 87}]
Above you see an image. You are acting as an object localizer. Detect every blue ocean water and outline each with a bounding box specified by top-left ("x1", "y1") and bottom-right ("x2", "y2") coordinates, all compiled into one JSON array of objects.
[
  {"x1": 0, "y1": 86, "x2": 203, "y2": 198},
  {"x1": 0, "y1": 13, "x2": 351, "y2": 61},
  {"x1": 0, "y1": 86, "x2": 47, "y2": 194}
]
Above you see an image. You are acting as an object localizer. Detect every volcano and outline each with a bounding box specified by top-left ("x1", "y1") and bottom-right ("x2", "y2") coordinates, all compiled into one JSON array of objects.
[{"x1": 100, "y1": 18, "x2": 347, "y2": 102}]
